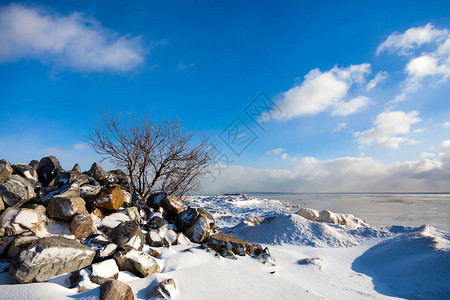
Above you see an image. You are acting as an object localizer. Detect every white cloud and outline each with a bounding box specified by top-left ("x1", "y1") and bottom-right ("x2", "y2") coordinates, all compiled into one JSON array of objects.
[
  {"x1": 377, "y1": 23, "x2": 448, "y2": 56},
  {"x1": 366, "y1": 71, "x2": 387, "y2": 91},
  {"x1": 201, "y1": 142, "x2": 450, "y2": 193},
  {"x1": 354, "y1": 110, "x2": 421, "y2": 148},
  {"x1": 265, "y1": 148, "x2": 285, "y2": 155},
  {"x1": 377, "y1": 24, "x2": 450, "y2": 104},
  {"x1": 331, "y1": 96, "x2": 372, "y2": 116},
  {"x1": 73, "y1": 143, "x2": 88, "y2": 150},
  {"x1": 268, "y1": 64, "x2": 371, "y2": 120},
  {"x1": 332, "y1": 123, "x2": 348, "y2": 133},
  {"x1": 0, "y1": 4, "x2": 145, "y2": 72},
  {"x1": 442, "y1": 121, "x2": 450, "y2": 128}
]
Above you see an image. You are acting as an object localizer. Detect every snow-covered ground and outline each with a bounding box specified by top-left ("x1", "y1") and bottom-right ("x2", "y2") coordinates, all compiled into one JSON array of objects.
[{"x1": 0, "y1": 194, "x2": 448, "y2": 299}]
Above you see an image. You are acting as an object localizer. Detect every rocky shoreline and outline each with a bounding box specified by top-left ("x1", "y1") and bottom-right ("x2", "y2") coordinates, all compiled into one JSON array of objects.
[{"x1": 0, "y1": 156, "x2": 272, "y2": 299}]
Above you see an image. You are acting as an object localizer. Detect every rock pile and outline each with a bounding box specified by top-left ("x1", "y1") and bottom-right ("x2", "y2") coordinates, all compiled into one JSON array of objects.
[{"x1": 0, "y1": 156, "x2": 272, "y2": 298}]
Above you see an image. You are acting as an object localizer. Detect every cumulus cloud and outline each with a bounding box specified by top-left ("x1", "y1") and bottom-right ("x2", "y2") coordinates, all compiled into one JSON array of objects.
[
  {"x1": 354, "y1": 110, "x2": 421, "y2": 148},
  {"x1": 377, "y1": 24, "x2": 450, "y2": 104},
  {"x1": 201, "y1": 142, "x2": 450, "y2": 193},
  {"x1": 265, "y1": 148, "x2": 285, "y2": 155},
  {"x1": 0, "y1": 4, "x2": 145, "y2": 72},
  {"x1": 331, "y1": 96, "x2": 372, "y2": 116},
  {"x1": 267, "y1": 64, "x2": 372, "y2": 120}
]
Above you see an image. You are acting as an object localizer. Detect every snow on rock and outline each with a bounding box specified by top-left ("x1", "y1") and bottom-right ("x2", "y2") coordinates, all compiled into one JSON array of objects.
[
  {"x1": 43, "y1": 181, "x2": 80, "y2": 202},
  {"x1": 296, "y1": 208, "x2": 368, "y2": 226},
  {"x1": 90, "y1": 259, "x2": 119, "y2": 284},
  {"x1": 109, "y1": 221, "x2": 145, "y2": 251},
  {"x1": 99, "y1": 243, "x2": 118, "y2": 258},
  {"x1": 352, "y1": 224, "x2": 450, "y2": 299},
  {"x1": 0, "y1": 175, "x2": 38, "y2": 207},
  {"x1": 9, "y1": 235, "x2": 95, "y2": 283},
  {"x1": 100, "y1": 211, "x2": 131, "y2": 230},
  {"x1": 158, "y1": 225, "x2": 178, "y2": 245},
  {"x1": 78, "y1": 268, "x2": 99, "y2": 292},
  {"x1": 0, "y1": 207, "x2": 41, "y2": 236},
  {"x1": 160, "y1": 194, "x2": 185, "y2": 215},
  {"x1": 114, "y1": 249, "x2": 160, "y2": 277},
  {"x1": 148, "y1": 278, "x2": 177, "y2": 299},
  {"x1": 298, "y1": 257, "x2": 326, "y2": 270}
]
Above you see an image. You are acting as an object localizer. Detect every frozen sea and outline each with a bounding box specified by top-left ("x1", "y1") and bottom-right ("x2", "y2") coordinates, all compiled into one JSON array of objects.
[{"x1": 246, "y1": 192, "x2": 450, "y2": 231}]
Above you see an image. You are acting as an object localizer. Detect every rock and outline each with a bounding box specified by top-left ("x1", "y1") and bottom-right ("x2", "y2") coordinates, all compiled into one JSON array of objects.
[
  {"x1": 0, "y1": 207, "x2": 43, "y2": 236},
  {"x1": 146, "y1": 229, "x2": 164, "y2": 247},
  {"x1": 90, "y1": 259, "x2": 119, "y2": 284},
  {"x1": 0, "y1": 175, "x2": 39, "y2": 207},
  {"x1": 47, "y1": 195, "x2": 87, "y2": 220},
  {"x1": 43, "y1": 181, "x2": 80, "y2": 202},
  {"x1": 100, "y1": 279, "x2": 134, "y2": 300},
  {"x1": 94, "y1": 186, "x2": 124, "y2": 211},
  {"x1": 0, "y1": 160, "x2": 13, "y2": 184},
  {"x1": 113, "y1": 249, "x2": 160, "y2": 277},
  {"x1": 296, "y1": 208, "x2": 368, "y2": 226},
  {"x1": 177, "y1": 207, "x2": 215, "y2": 233},
  {"x1": 176, "y1": 233, "x2": 191, "y2": 245},
  {"x1": 298, "y1": 257, "x2": 325, "y2": 268},
  {"x1": 7, "y1": 235, "x2": 39, "y2": 258},
  {"x1": 9, "y1": 235, "x2": 95, "y2": 283},
  {"x1": 72, "y1": 163, "x2": 82, "y2": 173},
  {"x1": 80, "y1": 184, "x2": 102, "y2": 209},
  {"x1": 207, "y1": 232, "x2": 263, "y2": 256},
  {"x1": 70, "y1": 214, "x2": 94, "y2": 240},
  {"x1": 122, "y1": 190, "x2": 132, "y2": 207},
  {"x1": 158, "y1": 225, "x2": 178, "y2": 245},
  {"x1": 148, "y1": 278, "x2": 177, "y2": 299},
  {"x1": 12, "y1": 164, "x2": 38, "y2": 182},
  {"x1": 109, "y1": 170, "x2": 129, "y2": 190},
  {"x1": 109, "y1": 221, "x2": 144, "y2": 250},
  {"x1": 147, "y1": 192, "x2": 166, "y2": 208},
  {"x1": 54, "y1": 170, "x2": 90, "y2": 187},
  {"x1": 99, "y1": 243, "x2": 118, "y2": 258},
  {"x1": 243, "y1": 216, "x2": 265, "y2": 226},
  {"x1": 0, "y1": 197, "x2": 4, "y2": 212},
  {"x1": 147, "y1": 212, "x2": 165, "y2": 229},
  {"x1": 36, "y1": 156, "x2": 63, "y2": 186},
  {"x1": 78, "y1": 268, "x2": 99, "y2": 292},
  {"x1": 28, "y1": 160, "x2": 39, "y2": 171},
  {"x1": 160, "y1": 194, "x2": 185, "y2": 215},
  {"x1": 86, "y1": 163, "x2": 109, "y2": 185},
  {"x1": 0, "y1": 236, "x2": 15, "y2": 256},
  {"x1": 125, "y1": 207, "x2": 140, "y2": 224}
]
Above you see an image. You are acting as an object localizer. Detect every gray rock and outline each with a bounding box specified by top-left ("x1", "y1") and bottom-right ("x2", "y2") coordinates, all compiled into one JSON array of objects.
[
  {"x1": 86, "y1": 163, "x2": 109, "y2": 185},
  {"x1": 109, "y1": 221, "x2": 144, "y2": 250},
  {"x1": 54, "y1": 171, "x2": 90, "y2": 187},
  {"x1": 0, "y1": 175, "x2": 38, "y2": 207},
  {"x1": 9, "y1": 235, "x2": 95, "y2": 283},
  {"x1": 36, "y1": 156, "x2": 63, "y2": 186},
  {"x1": 43, "y1": 181, "x2": 80, "y2": 202},
  {"x1": 0, "y1": 160, "x2": 13, "y2": 184},
  {"x1": 100, "y1": 279, "x2": 134, "y2": 300},
  {"x1": 0, "y1": 207, "x2": 44, "y2": 236},
  {"x1": 12, "y1": 164, "x2": 38, "y2": 182},
  {"x1": 70, "y1": 214, "x2": 94, "y2": 241},
  {"x1": 148, "y1": 278, "x2": 177, "y2": 299},
  {"x1": 109, "y1": 170, "x2": 130, "y2": 190},
  {"x1": 47, "y1": 195, "x2": 87, "y2": 220},
  {"x1": 7, "y1": 235, "x2": 39, "y2": 258},
  {"x1": 72, "y1": 163, "x2": 82, "y2": 173}
]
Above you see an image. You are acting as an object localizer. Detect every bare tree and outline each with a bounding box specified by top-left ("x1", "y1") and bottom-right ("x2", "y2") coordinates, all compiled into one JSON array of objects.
[{"x1": 86, "y1": 108, "x2": 213, "y2": 200}]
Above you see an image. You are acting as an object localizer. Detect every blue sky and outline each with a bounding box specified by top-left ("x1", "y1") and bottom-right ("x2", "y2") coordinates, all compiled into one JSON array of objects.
[{"x1": 1, "y1": 1, "x2": 450, "y2": 193}]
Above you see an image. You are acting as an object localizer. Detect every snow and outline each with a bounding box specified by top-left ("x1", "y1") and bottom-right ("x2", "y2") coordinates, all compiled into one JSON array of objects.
[
  {"x1": 100, "y1": 211, "x2": 131, "y2": 229},
  {"x1": 91, "y1": 259, "x2": 119, "y2": 279},
  {"x1": 0, "y1": 194, "x2": 448, "y2": 299},
  {"x1": 99, "y1": 243, "x2": 117, "y2": 257}
]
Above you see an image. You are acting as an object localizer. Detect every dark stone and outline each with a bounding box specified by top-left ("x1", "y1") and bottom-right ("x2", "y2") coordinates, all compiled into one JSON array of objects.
[
  {"x1": 207, "y1": 232, "x2": 263, "y2": 256},
  {"x1": 12, "y1": 164, "x2": 38, "y2": 182},
  {"x1": 28, "y1": 160, "x2": 39, "y2": 171},
  {"x1": 0, "y1": 160, "x2": 13, "y2": 184},
  {"x1": 72, "y1": 163, "x2": 82, "y2": 173},
  {"x1": 109, "y1": 221, "x2": 144, "y2": 250},
  {"x1": 54, "y1": 171, "x2": 90, "y2": 187},
  {"x1": 0, "y1": 175, "x2": 39, "y2": 207},
  {"x1": 36, "y1": 156, "x2": 63, "y2": 186}
]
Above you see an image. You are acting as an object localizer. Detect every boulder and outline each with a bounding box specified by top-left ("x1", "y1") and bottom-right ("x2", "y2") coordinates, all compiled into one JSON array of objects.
[
  {"x1": 54, "y1": 171, "x2": 89, "y2": 187},
  {"x1": 122, "y1": 190, "x2": 132, "y2": 207},
  {"x1": 99, "y1": 243, "x2": 118, "y2": 258},
  {"x1": 0, "y1": 175, "x2": 39, "y2": 207},
  {"x1": 158, "y1": 225, "x2": 178, "y2": 245},
  {"x1": 148, "y1": 278, "x2": 177, "y2": 299},
  {"x1": 80, "y1": 184, "x2": 102, "y2": 209},
  {"x1": 147, "y1": 192, "x2": 166, "y2": 208},
  {"x1": 85, "y1": 163, "x2": 109, "y2": 185},
  {"x1": 0, "y1": 160, "x2": 13, "y2": 184},
  {"x1": 9, "y1": 235, "x2": 95, "y2": 283},
  {"x1": 146, "y1": 229, "x2": 164, "y2": 247},
  {"x1": 36, "y1": 156, "x2": 63, "y2": 186},
  {"x1": 72, "y1": 163, "x2": 82, "y2": 173},
  {"x1": 177, "y1": 207, "x2": 215, "y2": 232},
  {"x1": 90, "y1": 259, "x2": 119, "y2": 284},
  {"x1": 28, "y1": 160, "x2": 39, "y2": 171},
  {"x1": 113, "y1": 249, "x2": 160, "y2": 277},
  {"x1": 0, "y1": 207, "x2": 43, "y2": 236},
  {"x1": 94, "y1": 186, "x2": 124, "y2": 211},
  {"x1": 109, "y1": 221, "x2": 144, "y2": 250},
  {"x1": 70, "y1": 214, "x2": 94, "y2": 240},
  {"x1": 147, "y1": 212, "x2": 165, "y2": 229},
  {"x1": 43, "y1": 181, "x2": 80, "y2": 202},
  {"x1": 109, "y1": 170, "x2": 129, "y2": 190},
  {"x1": 12, "y1": 164, "x2": 38, "y2": 182},
  {"x1": 207, "y1": 232, "x2": 263, "y2": 256},
  {"x1": 47, "y1": 195, "x2": 87, "y2": 220},
  {"x1": 100, "y1": 280, "x2": 134, "y2": 300},
  {"x1": 7, "y1": 235, "x2": 39, "y2": 258},
  {"x1": 0, "y1": 236, "x2": 15, "y2": 256},
  {"x1": 160, "y1": 194, "x2": 185, "y2": 215}
]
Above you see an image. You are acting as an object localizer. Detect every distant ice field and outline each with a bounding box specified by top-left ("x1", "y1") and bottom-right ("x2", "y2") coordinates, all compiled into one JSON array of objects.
[{"x1": 243, "y1": 193, "x2": 450, "y2": 231}]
